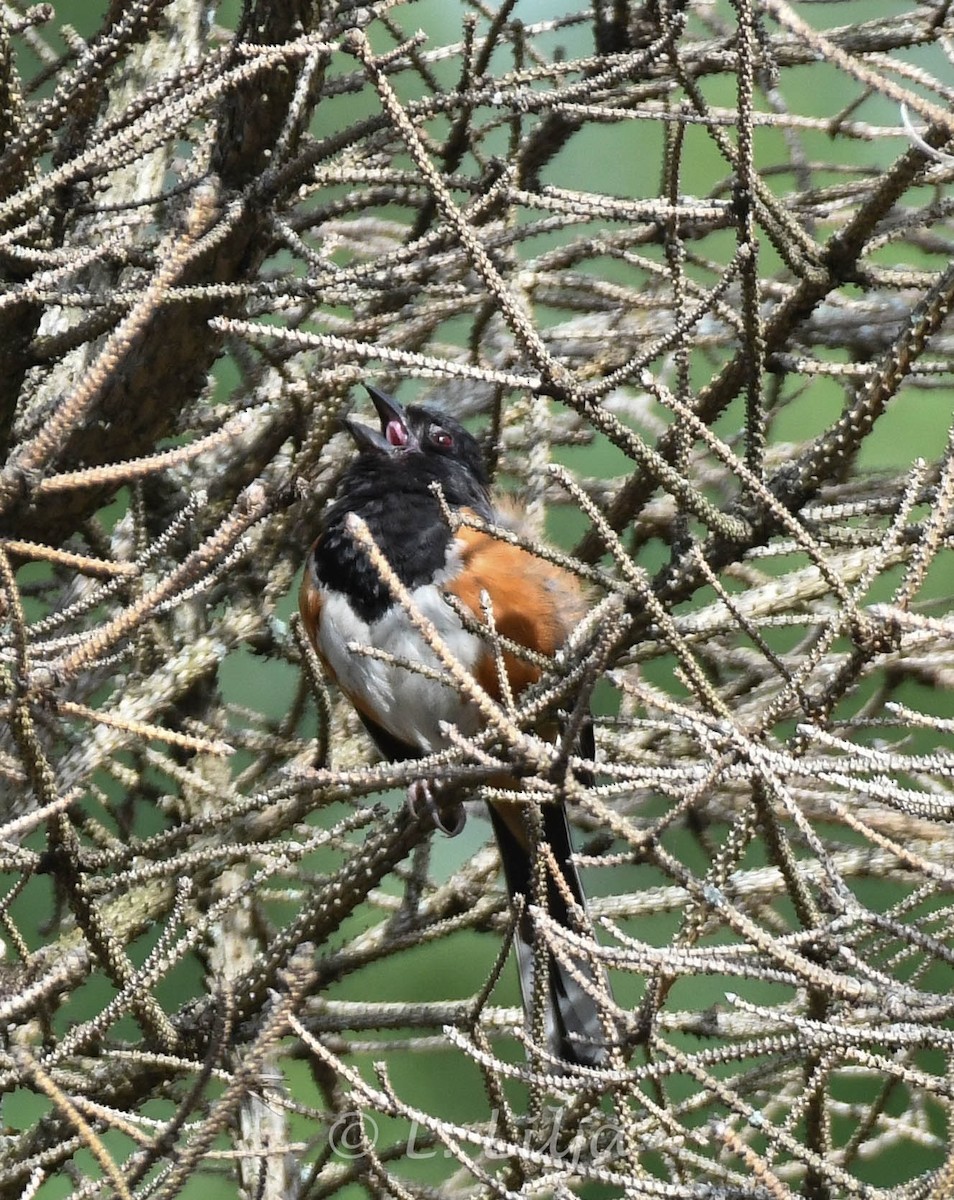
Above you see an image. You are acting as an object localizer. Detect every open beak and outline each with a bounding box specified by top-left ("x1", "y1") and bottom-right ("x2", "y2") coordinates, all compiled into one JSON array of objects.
[{"x1": 343, "y1": 385, "x2": 417, "y2": 453}]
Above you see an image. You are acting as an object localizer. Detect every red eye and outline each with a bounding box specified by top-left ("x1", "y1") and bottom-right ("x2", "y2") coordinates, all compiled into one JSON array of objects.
[{"x1": 429, "y1": 426, "x2": 454, "y2": 450}]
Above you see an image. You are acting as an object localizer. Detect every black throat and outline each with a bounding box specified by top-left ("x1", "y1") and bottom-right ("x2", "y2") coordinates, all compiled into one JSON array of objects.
[{"x1": 311, "y1": 453, "x2": 492, "y2": 624}]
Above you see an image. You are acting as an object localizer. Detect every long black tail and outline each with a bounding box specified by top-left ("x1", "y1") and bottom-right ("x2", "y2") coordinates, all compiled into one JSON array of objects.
[
  {"x1": 488, "y1": 800, "x2": 610, "y2": 1067},
  {"x1": 354, "y1": 709, "x2": 611, "y2": 1063}
]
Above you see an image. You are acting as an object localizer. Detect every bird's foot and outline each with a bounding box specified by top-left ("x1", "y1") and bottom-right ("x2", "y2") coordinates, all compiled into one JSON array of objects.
[{"x1": 406, "y1": 779, "x2": 465, "y2": 837}]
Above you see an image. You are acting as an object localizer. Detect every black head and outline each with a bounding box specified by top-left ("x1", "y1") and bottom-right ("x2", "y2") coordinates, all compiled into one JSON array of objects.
[
  {"x1": 313, "y1": 387, "x2": 492, "y2": 620},
  {"x1": 343, "y1": 385, "x2": 491, "y2": 514}
]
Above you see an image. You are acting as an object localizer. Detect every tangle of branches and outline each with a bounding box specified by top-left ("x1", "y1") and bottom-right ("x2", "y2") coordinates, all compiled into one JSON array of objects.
[{"x1": 0, "y1": 0, "x2": 952, "y2": 1196}]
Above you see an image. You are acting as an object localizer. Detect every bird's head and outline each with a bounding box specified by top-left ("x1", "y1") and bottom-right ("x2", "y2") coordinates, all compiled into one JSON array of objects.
[{"x1": 344, "y1": 385, "x2": 490, "y2": 511}]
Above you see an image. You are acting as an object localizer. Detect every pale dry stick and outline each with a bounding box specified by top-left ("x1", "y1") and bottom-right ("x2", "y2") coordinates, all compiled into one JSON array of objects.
[
  {"x1": 536, "y1": 848, "x2": 620, "y2": 1036},
  {"x1": 350, "y1": 1138, "x2": 418, "y2": 1200},
  {"x1": 51, "y1": 482, "x2": 270, "y2": 680},
  {"x1": 615, "y1": 700, "x2": 834, "y2": 1015},
  {"x1": 591, "y1": 922, "x2": 821, "y2": 979},
  {"x1": 477, "y1": 590, "x2": 517, "y2": 716},
  {"x1": 14, "y1": 1166, "x2": 44, "y2": 1200},
  {"x1": 522, "y1": 392, "x2": 551, "y2": 533},
  {"x1": 547, "y1": 462, "x2": 734, "y2": 723},
  {"x1": 294, "y1": 1016, "x2": 641, "y2": 1188},
  {"x1": 0, "y1": 0, "x2": 215, "y2": 180},
  {"x1": 758, "y1": 459, "x2": 928, "y2": 733},
  {"x1": 671, "y1": 547, "x2": 908, "y2": 646},
  {"x1": 344, "y1": 642, "x2": 467, "y2": 691},
  {"x1": 371, "y1": 1063, "x2": 530, "y2": 1199},
  {"x1": 871, "y1": 608, "x2": 954, "y2": 644},
  {"x1": 546, "y1": 99, "x2": 909, "y2": 141},
  {"x1": 0, "y1": 212, "x2": 55, "y2": 252},
  {"x1": 641, "y1": 372, "x2": 862, "y2": 620},
  {"x1": 732, "y1": 0, "x2": 767, "y2": 480},
  {"x1": 688, "y1": 545, "x2": 808, "y2": 708},
  {"x1": 150, "y1": 954, "x2": 313, "y2": 1200},
  {"x1": 14, "y1": 1049, "x2": 134, "y2": 1200},
  {"x1": 437, "y1": 1024, "x2": 539, "y2": 1079},
  {"x1": 489, "y1": 23, "x2": 679, "y2": 108},
  {"x1": 665, "y1": 51, "x2": 821, "y2": 279},
  {"x1": 712, "y1": 1122, "x2": 795, "y2": 1200},
  {"x1": 0, "y1": 34, "x2": 333, "y2": 231},
  {"x1": 442, "y1": 593, "x2": 555, "y2": 679},
  {"x1": 760, "y1": 0, "x2": 954, "y2": 136},
  {"x1": 894, "y1": 429, "x2": 954, "y2": 610},
  {"x1": 190, "y1": 804, "x2": 446, "y2": 1053},
  {"x1": 0, "y1": 955, "x2": 88, "y2": 1028},
  {"x1": 819, "y1": 793, "x2": 954, "y2": 889},
  {"x1": 54, "y1": 700, "x2": 233, "y2": 757},
  {"x1": 343, "y1": 513, "x2": 531, "y2": 756},
  {"x1": 805, "y1": 768, "x2": 954, "y2": 823},
  {"x1": 212, "y1": 318, "x2": 543, "y2": 393},
  {"x1": 345, "y1": 29, "x2": 563, "y2": 386},
  {"x1": 885, "y1": 698, "x2": 954, "y2": 734},
  {"x1": 578, "y1": 388, "x2": 755, "y2": 540},
  {"x1": 584, "y1": 244, "x2": 751, "y2": 402},
  {"x1": 294, "y1": 1019, "x2": 512, "y2": 1192},
  {"x1": 735, "y1": 740, "x2": 855, "y2": 908},
  {"x1": 0, "y1": 540, "x2": 137, "y2": 578},
  {"x1": 42, "y1": 796, "x2": 184, "y2": 1053},
  {"x1": 580, "y1": 120, "x2": 951, "y2": 565},
  {"x1": 449, "y1": 502, "x2": 613, "y2": 590},
  {"x1": 0, "y1": 220, "x2": 130, "y2": 287},
  {"x1": 64, "y1": 1096, "x2": 183, "y2": 1158},
  {"x1": 0, "y1": 547, "x2": 31, "y2": 679},
  {"x1": 56, "y1": 625, "x2": 257, "y2": 794},
  {"x1": 800, "y1": 724, "x2": 954, "y2": 778},
  {"x1": 870, "y1": 57, "x2": 954, "y2": 113},
  {"x1": 508, "y1": 188, "x2": 731, "y2": 225},
  {"x1": 655, "y1": 1037, "x2": 872, "y2": 1197},
  {"x1": 583, "y1": 726, "x2": 738, "y2": 857},
  {"x1": 268, "y1": 45, "x2": 328, "y2": 172},
  {"x1": 648, "y1": 835, "x2": 881, "y2": 1007},
  {"x1": 35, "y1": 410, "x2": 261, "y2": 495},
  {"x1": 780, "y1": 255, "x2": 954, "y2": 514},
  {"x1": 0, "y1": 790, "x2": 76, "y2": 843},
  {"x1": 568, "y1": 691, "x2": 761, "y2": 982},
  {"x1": 724, "y1": 992, "x2": 954, "y2": 1054},
  {"x1": 57, "y1": 883, "x2": 205, "y2": 1060},
  {"x1": 0, "y1": 182, "x2": 221, "y2": 512},
  {"x1": 49, "y1": 860, "x2": 312, "y2": 1066},
  {"x1": 294, "y1": 140, "x2": 527, "y2": 285}
]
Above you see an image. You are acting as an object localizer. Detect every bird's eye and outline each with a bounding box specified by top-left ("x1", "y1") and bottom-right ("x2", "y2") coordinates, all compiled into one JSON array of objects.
[{"x1": 428, "y1": 426, "x2": 454, "y2": 451}]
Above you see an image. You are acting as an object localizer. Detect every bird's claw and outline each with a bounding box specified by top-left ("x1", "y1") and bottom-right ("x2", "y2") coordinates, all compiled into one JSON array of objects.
[{"x1": 406, "y1": 779, "x2": 465, "y2": 837}]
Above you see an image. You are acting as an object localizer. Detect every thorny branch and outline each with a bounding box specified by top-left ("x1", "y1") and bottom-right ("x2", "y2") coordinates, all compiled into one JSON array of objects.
[{"x1": 0, "y1": 0, "x2": 951, "y2": 1197}]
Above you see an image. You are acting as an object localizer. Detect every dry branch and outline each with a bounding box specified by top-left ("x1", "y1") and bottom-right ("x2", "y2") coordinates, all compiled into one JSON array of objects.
[{"x1": 0, "y1": 0, "x2": 952, "y2": 1197}]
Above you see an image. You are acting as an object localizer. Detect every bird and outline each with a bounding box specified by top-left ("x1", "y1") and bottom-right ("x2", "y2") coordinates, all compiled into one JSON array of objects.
[{"x1": 299, "y1": 384, "x2": 610, "y2": 1067}]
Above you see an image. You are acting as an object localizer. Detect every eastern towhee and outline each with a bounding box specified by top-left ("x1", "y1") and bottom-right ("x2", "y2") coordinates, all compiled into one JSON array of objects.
[{"x1": 299, "y1": 386, "x2": 609, "y2": 1067}]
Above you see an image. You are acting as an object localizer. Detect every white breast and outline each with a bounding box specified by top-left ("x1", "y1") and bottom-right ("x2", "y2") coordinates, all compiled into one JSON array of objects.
[{"x1": 316, "y1": 584, "x2": 483, "y2": 754}]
